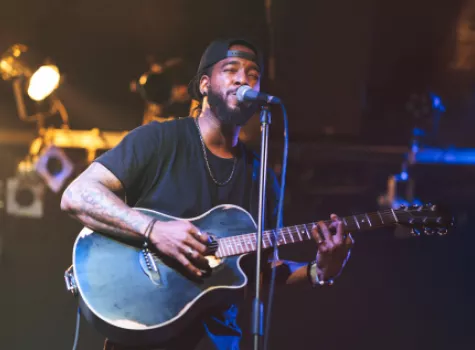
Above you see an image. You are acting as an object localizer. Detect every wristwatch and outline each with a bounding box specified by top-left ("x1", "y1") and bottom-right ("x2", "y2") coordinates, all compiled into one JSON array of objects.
[{"x1": 307, "y1": 260, "x2": 334, "y2": 287}]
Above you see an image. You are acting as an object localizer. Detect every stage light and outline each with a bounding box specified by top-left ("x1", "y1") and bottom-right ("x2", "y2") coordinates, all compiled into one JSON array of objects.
[
  {"x1": 34, "y1": 145, "x2": 74, "y2": 193},
  {"x1": 0, "y1": 44, "x2": 30, "y2": 80},
  {"x1": 131, "y1": 57, "x2": 192, "y2": 124},
  {"x1": 1, "y1": 44, "x2": 61, "y2": 100},
  {"x1": 0, "y1": 44, "x2": 67, "y2": 128},
  {"x1": 6, "y1": 176, "x2": 45, "y2": 219},
  {"x1": 429, "y1": 92, "x2": 445, "y2": 112},
  {"x1": 27, "y1": 65, "x2": 60, "y2": 101}
]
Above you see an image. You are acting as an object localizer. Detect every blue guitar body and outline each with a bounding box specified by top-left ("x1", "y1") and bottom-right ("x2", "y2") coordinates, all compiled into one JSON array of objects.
[
  {"x1": 69, "y1": 205, "x2": 257, "y2": 347},
  {"x1": 66, "y1": 202, "x2": 452, "y2": 346}
]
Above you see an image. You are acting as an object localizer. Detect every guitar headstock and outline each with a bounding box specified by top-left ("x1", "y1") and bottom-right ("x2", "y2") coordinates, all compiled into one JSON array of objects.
[{"x1": 393, "y1": 203, "x2": 454, "y2": 237}]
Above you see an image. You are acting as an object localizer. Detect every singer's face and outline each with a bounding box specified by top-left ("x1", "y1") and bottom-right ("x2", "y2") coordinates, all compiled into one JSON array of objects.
[{"x1": 205, "y1": 45, "x2": 261, "y2": 125}]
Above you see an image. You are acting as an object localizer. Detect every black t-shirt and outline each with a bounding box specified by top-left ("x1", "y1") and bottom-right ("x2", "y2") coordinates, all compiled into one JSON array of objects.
[{"x1": 95, "y1": 117, "x2": 281, "y2": 349}]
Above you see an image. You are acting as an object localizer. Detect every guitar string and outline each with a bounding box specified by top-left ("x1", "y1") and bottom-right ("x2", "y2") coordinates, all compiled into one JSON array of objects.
[
  {"x1": 220, "y1": 209, "x2": 406, "y2": 243},
  {"x1": 215, "y1": 210, "x2": 436, "y2": 257}
]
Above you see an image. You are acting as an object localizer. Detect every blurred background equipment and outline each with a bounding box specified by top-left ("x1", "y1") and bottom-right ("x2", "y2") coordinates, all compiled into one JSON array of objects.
[
  {"x1": 451, "y1": 0, "x2": 475, "y2": 71},
  {"x1": 130, "y1": 56, "x2": 193, "y2": 124},
  {"x1": 0, "y1": 45, "x2": 130, "y2": 218},
  {"x1": 34, "y1": 145, "x2": 74, "y2": 193},
  {"x1": 6, "y1": 174, "x2": 45, "y2": 218}
]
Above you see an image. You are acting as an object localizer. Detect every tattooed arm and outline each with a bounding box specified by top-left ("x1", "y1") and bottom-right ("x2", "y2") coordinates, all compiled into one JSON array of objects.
[
  {"x1": 60, "y1": 162, "x2": 152, "y2": 242},
  {"x1": 62, "y1": 162, "x2": 214, "y2": 276}
]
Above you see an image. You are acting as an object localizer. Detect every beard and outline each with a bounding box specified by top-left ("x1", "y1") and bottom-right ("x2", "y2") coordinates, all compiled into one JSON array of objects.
[{"x1": 207, "y1": 85, "x2": 259, "y2": 126}]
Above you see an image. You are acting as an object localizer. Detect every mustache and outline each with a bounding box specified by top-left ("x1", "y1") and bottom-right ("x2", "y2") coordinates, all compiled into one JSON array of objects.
[{"x1": 227, "y1": 85, "x2": 250, "y2": 96}]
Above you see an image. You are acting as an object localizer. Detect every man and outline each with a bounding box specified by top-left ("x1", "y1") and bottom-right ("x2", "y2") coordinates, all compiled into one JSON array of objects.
[{"x1": 61, "y1": 38, "x2": 354, "y2": 349}]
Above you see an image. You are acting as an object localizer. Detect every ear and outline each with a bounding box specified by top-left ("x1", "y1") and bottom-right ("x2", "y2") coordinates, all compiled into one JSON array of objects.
[{"x1": 199, "y1": 75, "x2": 210, "y2": 96}]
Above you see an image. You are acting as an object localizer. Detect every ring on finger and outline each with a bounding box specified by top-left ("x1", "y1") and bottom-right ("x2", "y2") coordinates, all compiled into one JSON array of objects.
[{"x1": 187, "y1": 247, "x2": 195, "y2": 256}]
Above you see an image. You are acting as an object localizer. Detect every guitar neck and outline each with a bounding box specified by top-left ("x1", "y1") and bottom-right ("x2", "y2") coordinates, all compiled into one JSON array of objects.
[{"x1": 215, "y1": 209, "x2": 399, "y2": 258}]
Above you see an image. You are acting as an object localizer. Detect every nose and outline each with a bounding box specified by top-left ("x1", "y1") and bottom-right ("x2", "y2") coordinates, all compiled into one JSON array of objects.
[{"x1": 233, "y1": 68, "x2": 248, "y2": 86}]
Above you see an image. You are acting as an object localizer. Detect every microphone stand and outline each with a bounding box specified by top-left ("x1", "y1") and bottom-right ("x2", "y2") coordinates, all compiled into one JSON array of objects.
[{"x1": 252, "y1": 104, "x2": 271, "y2": 350}]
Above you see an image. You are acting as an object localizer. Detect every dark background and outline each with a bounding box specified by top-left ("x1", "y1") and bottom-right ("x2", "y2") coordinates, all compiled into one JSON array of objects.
[{"x1": 1, "y1": 1, "x2": 475, "y2": 349}]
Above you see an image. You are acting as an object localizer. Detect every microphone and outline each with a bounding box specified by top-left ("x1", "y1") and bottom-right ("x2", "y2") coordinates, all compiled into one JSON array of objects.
[{"x1": 236, "y1": 85, "x2": 281, "y2": 104}]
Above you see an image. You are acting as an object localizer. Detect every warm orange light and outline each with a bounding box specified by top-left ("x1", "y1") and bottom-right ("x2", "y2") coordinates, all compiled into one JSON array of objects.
[{"x1": 27, "y1": 65, "x2": 60, "y2": 101}]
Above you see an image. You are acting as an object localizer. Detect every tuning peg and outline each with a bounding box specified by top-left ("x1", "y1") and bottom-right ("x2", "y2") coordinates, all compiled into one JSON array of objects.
[
  {"x1": 399, "y1": 204, "x2": 406, "y2": 210},
  {"x1": 411, "y1": 228, "x2": 421, "y2": 236},
  {"x1": 431, "y1": 204, "x2": 437, "y2": 211},
  {"x1": 424, "y1": 227, "x2": 434, "y2": 236},
  {"x1": 437, "y1": 228, "x2": 448, "y2": 236}
]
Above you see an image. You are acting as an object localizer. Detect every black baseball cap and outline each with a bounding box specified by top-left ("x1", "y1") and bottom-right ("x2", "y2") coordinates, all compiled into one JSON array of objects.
[{"x1": 188, "y1": 38, "x2": 264, "y2": 101}]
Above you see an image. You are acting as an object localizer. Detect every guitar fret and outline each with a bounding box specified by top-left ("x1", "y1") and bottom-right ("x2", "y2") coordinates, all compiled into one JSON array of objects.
[
  {"x1": 236, "y1": 237, "x2": 243, "y2": 254},
  {"x1": 353, "y1": 215, "x2": 361, "y2": 230},
  {"x1": 250, "y1": 236, "x2": 255, "y2": 251},
  {"x1": 223, "y1": 239, "x2": 229, "y2": 256},
  {"x1": 264, "y1": 232, "x2": 271, "y2": 247},
  {"x1": 223, "y1": 239, "x2": 228, "y2": 255},
  {"x1": 261, "y1": 234, "x2": 267, "y2": 249},
  {"x1": 271, "y1": 230, "x2": 278, "y2": 246},
  {"x1": 230, "y1": 236, "x2": 237, "y2": 254},
  {"x1": 369, "y1": 213, "x2": 380, "y2": 227},
  {"x1": 296, "y1": 225, "x2": 303, "y2": 241},
  {"x1": 246, "y1": 236, "x2": 253, "y2": 252},
  {"x1": 281, "y1": 230, "x2": 287, "y2": 244},
  {"x1": 270, "y1": 231, "x2": 276, "y2": 246},
  {"x1": 214, "y1": 209, "x2": 411, "y2": 258},
  {"x1": 275, "y1": 230, "x2": 282, "y2": 245},
  {"x1": 342, "y1": 217, "x2": 349, "y2": 230},
  {"x1": 303, "y1": 224, "x2": 311, "y2": 239},
  {"x1": 267, "y1": 232, "x2": 272, "y2": 247},
  {"x1": 391, "y1": 209, "x2": 398, "y2": 223},
  {"x1": 287, "y1": 227, "x2": 294, "y2": 243},
  {"x1": 228, "y1": 240, "x2": 235, "y2": 255},
  {"x1": 231, "y1": 236, "x2": 237, "y2": 254},
  {"x1": 365, "y1": 213, "x2": 372, "y2": 227}
]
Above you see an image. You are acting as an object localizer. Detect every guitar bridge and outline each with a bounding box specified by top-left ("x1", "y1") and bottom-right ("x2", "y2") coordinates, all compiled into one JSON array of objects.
[{"x1": 139, "y1": 248, "x2": 163, "y2": 286}]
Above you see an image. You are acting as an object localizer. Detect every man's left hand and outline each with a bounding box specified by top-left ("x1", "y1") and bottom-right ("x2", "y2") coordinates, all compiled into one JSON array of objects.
[{"x1": 311, "y1": 214, "x2": 354, "y2": 282}]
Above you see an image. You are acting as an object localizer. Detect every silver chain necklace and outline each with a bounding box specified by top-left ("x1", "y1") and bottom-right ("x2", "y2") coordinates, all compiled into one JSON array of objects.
[{"x1": 193, "y1": 117, "x2": 237, "y2": 186}]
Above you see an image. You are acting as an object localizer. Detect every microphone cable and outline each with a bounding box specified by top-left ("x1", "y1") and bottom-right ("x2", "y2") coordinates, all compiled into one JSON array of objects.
[{"x1": 72, "y1": 307, "x2": 81, "y2": 350}]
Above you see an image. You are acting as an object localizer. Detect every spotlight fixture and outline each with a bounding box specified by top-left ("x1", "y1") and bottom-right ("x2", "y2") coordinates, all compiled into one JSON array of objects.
[
  {"x1": 6, "y1": 175, "x2": 45, "y2": 219},
  {"x1": 0, "y1": 44, "x2": 67, "y2": 128},
  {"x1": 0, "y1": 44, "x2": 60, "y2": 101},
  {"x1": 34, "y1": 145, "x2": 74, "y2": 193}
]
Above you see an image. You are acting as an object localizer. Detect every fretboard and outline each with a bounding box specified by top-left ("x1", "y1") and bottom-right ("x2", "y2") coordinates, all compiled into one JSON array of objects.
[{"x1": 215, "y1": 209, "x2": 399, "y2": 258}]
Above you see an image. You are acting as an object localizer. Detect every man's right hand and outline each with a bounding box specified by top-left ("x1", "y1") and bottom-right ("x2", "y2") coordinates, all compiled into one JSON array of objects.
[{"x1": 148, "y1": 220, "x2": 211, "y2": 276}]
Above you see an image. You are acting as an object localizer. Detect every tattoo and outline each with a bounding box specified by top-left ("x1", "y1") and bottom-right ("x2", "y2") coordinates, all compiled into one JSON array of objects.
[{"x1": 62, "y1": 164, "x2": 152, "y2": 241}]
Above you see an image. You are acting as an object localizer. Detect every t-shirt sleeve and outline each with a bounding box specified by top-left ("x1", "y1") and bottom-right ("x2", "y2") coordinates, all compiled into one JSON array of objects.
[{"x1": 94, "y1": 122, "x2": 162, "y2": 194}]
